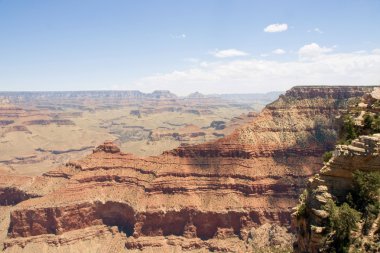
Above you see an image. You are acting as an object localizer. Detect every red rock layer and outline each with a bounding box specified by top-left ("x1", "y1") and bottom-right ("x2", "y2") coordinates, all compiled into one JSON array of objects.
[{"x1": 2, "y1": 86, "x2": 374, "y2": 251}]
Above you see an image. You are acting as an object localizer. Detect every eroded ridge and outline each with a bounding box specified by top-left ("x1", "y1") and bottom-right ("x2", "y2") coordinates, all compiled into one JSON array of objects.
[
  {"x1": 294, "y1": 135, "x2": 380, "y2": 252},
  {"x1": 1, "y1": 86, "x2": 374, "y2": 252}
]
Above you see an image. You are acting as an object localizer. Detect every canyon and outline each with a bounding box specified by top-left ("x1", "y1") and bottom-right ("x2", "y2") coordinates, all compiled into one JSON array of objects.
[
  {"x1": 0, "y1": 91, "x2": 274, "y2": 175},
  {"x1": 0, "y1": 86, "x2": 376, "y2": 252}
]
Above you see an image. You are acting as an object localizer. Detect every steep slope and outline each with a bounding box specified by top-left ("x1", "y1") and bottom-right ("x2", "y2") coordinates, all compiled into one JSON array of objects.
[
  {"x1": 294, "y1": 88, "x2": 380, "y2": 253},
  {"x1": 0, "y1": 86, "x2": 373, "y2": 252},
  {"x1": 294, "y1": 135, "x2": 380, "y2": 253}
]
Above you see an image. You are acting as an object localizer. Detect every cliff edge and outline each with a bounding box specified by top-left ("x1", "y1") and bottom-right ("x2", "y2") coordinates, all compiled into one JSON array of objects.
[
  {"x1": 294, "y1": 88, "x2": 380, "y2": 253},
  {"x1": 0, "y1": 86, "x2": 374, "y2": 252}
]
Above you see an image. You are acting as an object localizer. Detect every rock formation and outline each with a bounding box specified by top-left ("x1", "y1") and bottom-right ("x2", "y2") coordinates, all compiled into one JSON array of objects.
[
  {"x1": 0, "y1": 89, "x2": 269, "y2": 174},
  {"x1": 294, "y1": 88, "x2": 380, "y2": 253},
  {"x1": 293, "y1": 135, "x2": 380, "y2": 252},
  {"x1": 0, "y1": 86, "x2": 375, "y2": 252}
]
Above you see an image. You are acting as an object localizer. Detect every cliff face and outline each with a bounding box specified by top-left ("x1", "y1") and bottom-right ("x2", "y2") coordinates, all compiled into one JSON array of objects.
[
  {"x1": 284, "y1": 86, "x2": 374, "y2": 99},
  {"x1": 294, "y1": 88, "x2": 380, "y2": 253},
  {"x1": 168, "y1": 86, "x2": 372, "y2": 159},
  {"x1": 294, "y1": 135, "x2": 380, "y2": 252},
  {"x1": 0, "y1": 86, "x2": 374, "y2": 252}
]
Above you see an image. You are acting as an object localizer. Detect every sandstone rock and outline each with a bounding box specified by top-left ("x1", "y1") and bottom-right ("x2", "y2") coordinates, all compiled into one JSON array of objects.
[
  {"x1": 1, "y1": 86, "x2": 373, "y2": 252},
  {"x1": 294, "y1": 135, "x2": 380, "y2": 253},
  {"x1": 93, "y1": 141, "x2": 120, "y2": 154}
]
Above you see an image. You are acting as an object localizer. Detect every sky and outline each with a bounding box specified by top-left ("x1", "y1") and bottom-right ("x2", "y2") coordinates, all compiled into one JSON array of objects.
[{"x1": 0, "y1": 0, "x2": 379, "y2": 95}]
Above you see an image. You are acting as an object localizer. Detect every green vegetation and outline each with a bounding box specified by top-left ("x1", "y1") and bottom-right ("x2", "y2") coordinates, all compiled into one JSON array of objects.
[
  {"x1": 323, "y1": 151, "x2": 333, "y2": 163},
  {"x1": 339, "y1": 113, "x2": 380, "y2": 144},
  {"x1": 296, "y1": 190, "x2": 308, "y2": 220},
  {"x1": 325, "y1": 200, "x2": 361, "y2": 253},
  {"x1": 363, "y1": 113, "x2": 374, "y2": 130},
  {"x1": 344, "y1": 116, "x2": 358, "y2": 142},
  {"x1": 362, "y1": 113, "x2": 380, "y2": 135},
  {"x1": 322, "y1": 171, "x2": 380, "y2": 252},
  {"x1": 296, "y1": 202, "x2": 307, "y2": 220},
  {"x1": 310, "y1": 97, "x2": 380, "y2": 251},
  {"x1": 371, "y1": 115, "x2": 380, "y2": 132},
  {"x1": 352, "y1": 171, "x2": 380, "y2": 211},
  {"x1": 372, "y1": 100, "x2": 380, "y2": 109},
  {"x1": 351, "y1": 171, "x2": 380, "y2": 235}
]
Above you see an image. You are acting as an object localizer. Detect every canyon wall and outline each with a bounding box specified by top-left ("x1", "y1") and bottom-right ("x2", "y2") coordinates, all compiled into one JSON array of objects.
[
  {"x1": 294, "y1": 135, "x2": 380, "y2": 252},
  {"x1": 294, "y1": 88, "x2": 380, "y2": 253},
  {"x1": 0, "y1": 86, "x2": 374, "y2": 252}
]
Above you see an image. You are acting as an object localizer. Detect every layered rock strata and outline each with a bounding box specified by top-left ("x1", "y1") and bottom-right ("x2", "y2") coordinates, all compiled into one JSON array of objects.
[
  {"x1": 1, "y1": 86, "x2": 374, "y2": 252},
  {"x1": 294, "y1": 134, "x2": 380, "y2": 252}
]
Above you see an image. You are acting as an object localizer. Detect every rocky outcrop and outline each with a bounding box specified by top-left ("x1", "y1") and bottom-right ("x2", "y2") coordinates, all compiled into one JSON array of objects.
[
  {"x1": 293, "y1": 134, "x2": 380, "y2": 252},
  {"x1": 3, "y1": 225, "x2": 115, "y2": 251},
  {"x1": 293, "y1": 87, "x2": 380, "y2": 253},
  {"x1": 167, "y1": 86, "x2": 373, "y2": 160},
  {"x1": 1, "y1": 86, "x2": 374, "y2": 252},
  {"x1": 6, "y1": 147, "x2": 298, "y2": 238},
  {"x1": 93, "y1": 141, "x2": 120, "y2": 154},
  {"x1": 0, "y1": 89, "x2": 271, "y2": 176},
  {"x1": 0, "y1": 174, "x2": 68, "y2": 207},
  {"x1": 284, "y1": 86, "x2": 375, "y2": 99}
]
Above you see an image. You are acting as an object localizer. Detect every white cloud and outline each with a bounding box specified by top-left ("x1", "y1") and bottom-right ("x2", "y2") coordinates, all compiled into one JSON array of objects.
[
  {"x1": 211, "y1": 49, "x2": 249, "y2": 58},
  {"x1": 135, "y1": 48, "x2": 380, "y2": 95},
  {"x1": 264, "y1": 23, "x2": 288, "y2": 33},
  {"x1": 372, "y1": 48, "x2": 380, "y2": 54},
  {"x1": 272, "y1": 48, "x2": 286, "y2": 55},
  {"x1": 298, "y1": 43, "x2": 333, "y2": 59},
  {"x1": 171, "y1": 33, "x2": 186, "y2": 39}
]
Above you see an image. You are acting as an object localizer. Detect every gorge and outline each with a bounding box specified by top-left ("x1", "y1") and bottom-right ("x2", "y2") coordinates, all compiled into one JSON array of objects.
[{"x1": 0, "y1": 86, "x2": 377, "y2": 252}]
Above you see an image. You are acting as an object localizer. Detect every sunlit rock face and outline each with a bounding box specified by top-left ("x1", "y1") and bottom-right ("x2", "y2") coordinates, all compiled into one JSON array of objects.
[
  {"x1": 294, "y1": 134, "x2": 380, "y2": 253},
  {"x1": 294, "y1": 88, "x2": 380, "y2": 253},
  {"x1": 1, "y1": 86, "x2": 373, "y2": 252}
]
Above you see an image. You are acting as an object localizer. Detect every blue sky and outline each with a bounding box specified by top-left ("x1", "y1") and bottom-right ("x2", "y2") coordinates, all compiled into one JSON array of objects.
[{"x1": 0, "y1": 0, "x2": 379, "y2": 94}]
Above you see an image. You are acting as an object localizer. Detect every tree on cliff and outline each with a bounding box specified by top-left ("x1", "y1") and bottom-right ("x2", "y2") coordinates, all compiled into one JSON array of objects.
[
  {"x1": 352, "y1": 170, "x2": 380, "y2": 211},
  {"x1": 343, "y1": 116, "x2": 357, "y2": 142},
  {"x1": 325, "y1": 200, "x2": 361, "y2": 253}
]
